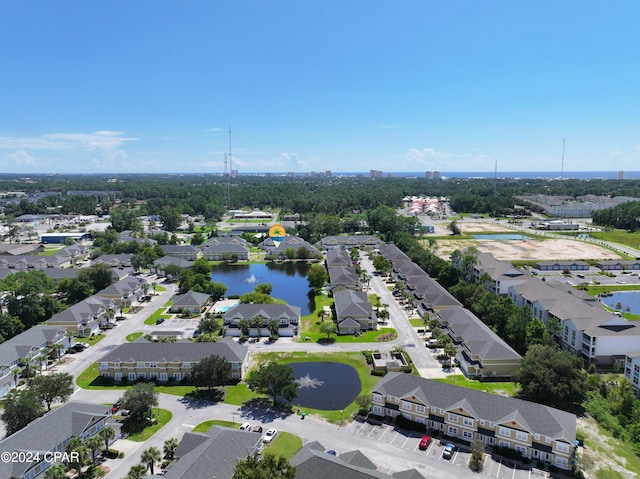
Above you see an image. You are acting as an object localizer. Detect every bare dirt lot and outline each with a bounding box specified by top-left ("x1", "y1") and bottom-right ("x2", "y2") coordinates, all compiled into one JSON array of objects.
[{"x1": 431, "y1": 222, "x2": 620, "y2": 261}]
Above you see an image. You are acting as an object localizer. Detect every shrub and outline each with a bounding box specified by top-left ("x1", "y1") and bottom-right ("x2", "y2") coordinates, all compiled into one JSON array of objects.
[
  {"x1": 395, "y1": 415, "x2": 426, "y2": 433},
  {"x1": 371, "y1": 369, "x2": 387, "y2": 376}
]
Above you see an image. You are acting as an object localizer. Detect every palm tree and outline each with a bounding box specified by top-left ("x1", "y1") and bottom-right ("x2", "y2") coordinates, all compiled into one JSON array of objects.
[
  {"x1": 141, "y1": 446, "x2": 162, "y2": 475},
  {"x1": 50, "y1": 343, "x2": 65, "y2": 363},
  {"x1": 98, "y1": 426, "x2": 116, "y2": 452},
  {"x1": 44, "y1": 464, "x2": 67, "y2": 479},
  {"x1": 85, "y1": 435, "x2": 103, "y2": 466},
  {"x1": 126, "y1": 464, "x2": 147, "y2": 479},
  {"x1": 10, "y1": 366, "x2": 21, "y2": 387},
  {"x1": 65, "y1": 437, "x2": 89, "y2": 475},
  {"x1": 163, "y1": 437, "x2": 179, "y2": 461},
  {"x1": 238, "y1": 319, "x2": 250, "y2": 337}
]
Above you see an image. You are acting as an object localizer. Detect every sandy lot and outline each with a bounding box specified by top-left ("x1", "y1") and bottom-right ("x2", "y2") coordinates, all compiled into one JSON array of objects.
[{"x1": 430, "y1": 221, "x2": 620, "y2": 261}]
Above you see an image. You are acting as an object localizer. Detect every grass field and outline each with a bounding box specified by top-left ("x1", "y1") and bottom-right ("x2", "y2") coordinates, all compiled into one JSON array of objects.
[
  {"x1": 434, "y1": 375, "x2": 518, "y2": 397},
  {"x1": 588, "y1": 230, "x2": 640, "y2": 250},
  {"x1": 144, "y1": 308, "x2": 172, "y2": 325},
  {"x1": 126, "y1": 332, "x2": 144, "y2": 342},
  {"x1": 265, "y1": 431, "x2": 303, "y2": 460},
  {"x1": 191, "y1": 419, "x2": 238, "y2": 433},
  {"x1": 124, "y1": 408, "x2": 172, "y2": 442}
]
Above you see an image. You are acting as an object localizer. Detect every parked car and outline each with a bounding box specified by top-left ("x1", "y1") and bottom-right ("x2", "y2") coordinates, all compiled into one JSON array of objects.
[
  {"x1": 262, "y1": 428, "x2": 278, "y2": 443},
  {"x1": 443, "y1": 443, "x2": 456, "y2": 460},
  {"x1": 156, "y1": 317, "x2": 165, "y2": 324},
  {"x1": 239, "y1": 422, "x2": 252, "y2": 431},
  {"x1": 326, "y1": 450, "x2": 337, "y2": 456},
  {"x1": 111, "y1": 400, "x2": 122, "y2": 414},
  {"x1": 193, "y1": 329, "x2": 201, "y2": 338},
  {"x1": 251, "y1": 425, "x2": 263, "y2": 433},
  {"x1": 418, "y1": 435, "x2": 432, "y2": 450}
]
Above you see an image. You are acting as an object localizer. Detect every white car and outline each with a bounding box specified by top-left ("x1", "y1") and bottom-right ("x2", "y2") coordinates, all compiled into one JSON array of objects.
[
  {"x1": 239, "y1": 422, "x2": 252, "y2": 431},
  {"x1": 262, "y1": 428, "x2": 278, "y2": 443}
]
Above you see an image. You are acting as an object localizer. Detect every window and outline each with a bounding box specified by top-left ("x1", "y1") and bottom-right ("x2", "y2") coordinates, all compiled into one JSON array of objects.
[
  {"x1": 173, "y1": 373, "x2": 181, "y2": 380},
  {"x1": 114, "y1": 373, "x2": 122, "y2": 381},
  {"x1": 128, "y1": 373, "x2": 136, "y2": 381},
  {"x1": 463, "y1": 430, "x2": 473, "y2": 439},
  {"x1": 499, "y1": 426, "x2": 510, "y2": 437},
  {"x1": 556, "y1": 442, "x2": 570, "y2": 453},
  {"x1": 499, "y1": 440, "x2": 510, "y2": 448},
  {"x1": 160, "y1": 373, "x2": 168, "y2": 381},
  {"x1": 182, "y1": 362, "x2": 191, "y2": 368},
  {"x1": 372, "y1": 405, "x2": 383, "y2": 415},
  {"x1": 372, "y1": 393, "x2": 383, "y2": 403},
  {"x1": 430, "y1": 406, "x2": 437, "y2": 413},
  {"x1": 516, "y1": 431, "x2": 528, "y2": 441},
  {"x1": 99, "y1": 362, "x2": 108, "y2": 370},
  {"x1": 555, "y1": 457, "x2": 568, "y2": 467},
  {"x1": 387, "y1": 395, "x2": 396, "y2": 402},
  {"x1": 401, "y1": 400, "x2": 411, "y2": 410},
  {"x1": 416, "y1": 417, "x2": 425, "y2": 424},
  {"x1": 149, "y1": 362, "x2": 157, "y2": 368},
  {"x1": 448, "y1": 426, "x2": 458, "y2": 436},
  {"x1": 137, "y1": 362, "x2": 146, "y2": 368},
  {"x1": 416, "y1": 405, "x2": 425, "y2": 414},
  {"x1": 479, "y1": 420, "x2": 485, "y2": 426},
  {"x1": 448, "y1": 413, "x2": 458, "y2": 422},
  {"x1": 463, "y1": 417, "x2": 474, "y2": 427},
  {"x1": 534, "y1": 433, "x2": 540, "y2": 441},
  {"x1": 515, "y1": 445, "x2": 527, "y2": 455}
]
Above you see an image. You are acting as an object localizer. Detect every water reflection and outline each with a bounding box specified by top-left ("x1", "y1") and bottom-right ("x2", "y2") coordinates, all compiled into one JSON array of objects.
[{"x1": 211, "y1": 262, "x2": 314, "y2": 315}]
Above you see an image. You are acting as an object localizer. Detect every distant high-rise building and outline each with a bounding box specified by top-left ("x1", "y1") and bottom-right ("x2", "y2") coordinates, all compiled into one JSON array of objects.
[
  {"x1": 386, "y1": 173, "x2": 394, "y2": 178},
  {"x1": 325, "y1": 170, "x2": 332, "y2": 177},
  {"x1": 425, "y1": 171, "x2": 433, "y2": 179},
  {"x1": 619, "y1": 171, "x2": 625, "y2": 180},
  {"x1": 265, "y1": 172, "x2": 275, "y2": 177},
  {"x1": 287, "y1": 172, "x2": 295, "y2": 177},
  {"x1": 370, "y1": 169, "x2": 383, "y2": 178},
  {"x1": 433, "y1": 171, "x2": 441, "y2": 179}
]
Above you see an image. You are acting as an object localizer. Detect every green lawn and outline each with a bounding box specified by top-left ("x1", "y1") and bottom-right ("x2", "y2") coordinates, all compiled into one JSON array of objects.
[
  {"x1": 434, "y1": 375, "x2": 519, "y2": 397},
  {"x1": 125, "y1": 408, "x2": 172, "y2": 442},
  {"x1": 144, "y1": 308, "x2": 172, "y2": 325},
  {"x1": 82, "y1": 334, "x2": 105, "y2": 346},
  {"x1": 126, "y1": 332, "x2": 144, "y2": 342},
  {"x1": 265, "y1": 431, "x2": 303, "y2": 460},
  {"x1": 222, "y1": 383, "x2": 257, "y2": 405},
  {"x1": 192, "y1": 419, "x2": 238, "y2": 433},
  {"x1": 250, "y1": 351, "x2": 378, "y2": 423},
  {"x1": 299, "y1": 294, "x2": 397, "y2": 343},
  {"x1": 154, "y1": 285, "x2": 167, "y2": 292},
  {"x1": 588, "y1": 230, "x2": 640, "y2": 250}
]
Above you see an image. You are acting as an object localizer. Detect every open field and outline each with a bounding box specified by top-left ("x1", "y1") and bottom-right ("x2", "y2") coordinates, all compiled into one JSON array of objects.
[{"x1": 429, "y1": 221, "x2": 621, "y2": 261}]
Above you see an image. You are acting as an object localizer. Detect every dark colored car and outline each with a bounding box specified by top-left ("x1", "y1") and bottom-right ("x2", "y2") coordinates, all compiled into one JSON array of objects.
[
  {"x1": 443, "y1": 443, "x2": 456, "y2": 459},
  {"x1": 156, "y1": 317, "x2": 165, "y2": 324},
  {"x1": 418, "y1": 435, "x2": 432, "y2": 450}
]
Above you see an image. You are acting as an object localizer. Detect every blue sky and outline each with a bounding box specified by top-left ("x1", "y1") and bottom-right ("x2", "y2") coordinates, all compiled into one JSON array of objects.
[{"x1": 0, "y1": 1, "x2": 638, "y2": 175}]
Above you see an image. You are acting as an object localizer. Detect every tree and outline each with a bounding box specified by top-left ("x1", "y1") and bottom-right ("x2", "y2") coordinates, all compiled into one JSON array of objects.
[
  {"x1": 267, "y1": 319, "x2": 280, "y2": 337},
  {"x1": 190, "y1": 354, "x2": 232, "y2": 390},
  {"x1": 125, "y1": 464, "x2": 148, "y2": 479},
  {"x1": 356, "y1": 394, "x2": 371, "y2": 415},
  {"x1": 319, "y1": 320, "x2": 337, "y2": 340},
  {"x1": 141, "y1": 446, "x2": 162, "y2": 475},
  {"x1": 469, "y1": 437, "x2": 485, "y2": 471},
  {"x1": 121, "y1": 382, "x2": 159, "y2": 422},
  {"x1": 99, "y1": 426, "x2": 116, "y2": 452},
  {"x1": 85, "y1": 435, "x2": 104, "y2": 466},
  {"x1": 44, "y1": 464, "x2": 68, "y2": 479},
  {"x1": 65, "y1": 437, "x2": 89, "y2": 474},
  {"x1": 372, "y1": 255, "x2": 390, "y2": 276},
  {"x1": 443, "y1": 342, "x2": 457, "y2": 368},
  {"x1": 246, "y1": 362, "x2": 298, "y2": 405},
  {"x1": 30, "y1": 372, "x2": 74, "y2": 411},
  {"x1": 233, "y1": 451, "x2": 296, "y2": 479},
  {"x1": 164, "y1": 437, "x2": 180, "y2": 461},
  {"x1": 307, "y1": 264, "x2": 328, "y2": 291},
  {"x1": 238, "y1": 319, "x2": 250, "y2": 337},
  {"x1": 448, "y1": 219, "x2": 461, "y2": 235},
  {"x1": 1, "y1": 388, "x2": 45, "y2": 436},
  {"x1": 160, "y1": 206, "x2": 182, "y2": 232},
  {"x1": 255, "y1": 282, "x2": 273, "y2": 295},
  {"x1": 513, "y1": 344, "x2": 587, "y2": 410},
  {"x1": 199, "y1": 316, "x2": 219, "y2": 334}
]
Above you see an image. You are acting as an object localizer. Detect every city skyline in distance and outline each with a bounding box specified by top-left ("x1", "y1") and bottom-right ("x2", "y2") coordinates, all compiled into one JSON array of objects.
[{"x1": 0, "y1": 1, "x2": 638, "y2": 175}]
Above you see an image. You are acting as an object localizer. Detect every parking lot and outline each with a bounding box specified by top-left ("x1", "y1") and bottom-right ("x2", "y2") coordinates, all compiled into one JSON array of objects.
[{"x1": 352, "y1": 420, "x2": 549, "y2": 479}]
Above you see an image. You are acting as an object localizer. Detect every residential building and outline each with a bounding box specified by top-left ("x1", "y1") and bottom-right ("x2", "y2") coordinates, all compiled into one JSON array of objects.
[
  {"x1": 91, "y1": 253, "x2": 133, "y2": 269},
  {"x1": 46, "y1": 296, "x2": 115, "y2": 335},
  {"x1": 222, "y1": 304, "x2": 300, "y2": 338},
  {"x1": 200, "y1": 240, "x2": 249, "y2": 261},
  {"x1": 333, "y1": 289, "x2": 376, "y2": 334},
  {"x1": 152, "y1": 255, "x2": 193, "y2": 275},
  {"x1": 161, "y1": 244, "x2": 202, "y2": 261},
  {"x1": 169, "y1": 290, "x2": 211, "y2": 314},
  {"x1": 596, "y1": 259, "x2": 640, "y2": 271},
  {"x1": 95, "y1": 276, "x2": 147, "y2": 307},
  {"x1": 0, "y1": 401, "x2": 115, "y2": 479},
  {"x1": 291, "y1": 440, "x2": 425, "y2": 479},
  {"x1": 465, "y1": 252, "x2": 529, "y2": 295},
  {"x1": 0, "y1": 325, "x2": 71, "y2": 397},
  {"x1": 325, "y1": 249, "x2": 352, "y2": 269},
  {"x1": 260, "y1": 235, "x2": 321, "y2": 260},
  {"x1": 437, "y1": 307, "x2": 521, "y2": 378},
  {"x1": 328, "y1": 266, "x2": 361, "y2": 292},
  {"x1": 624, "y1": 352, "x2": 640, "y2": 397},
  {"x1": 371, "y1": 372, "x2": 576, "y2": 470},
  {"x1": 534, "y1": 260, "x2": 589, "y2": 272},
  {"x1": 99, "y1": 339, "x2": 249, "y2": 381},
  {"x1": 161, "y1": 425, "x2": 262, "y2": 479},
  {"x1": 318, "y1": 235, "x2": 383, "y2": 251}
]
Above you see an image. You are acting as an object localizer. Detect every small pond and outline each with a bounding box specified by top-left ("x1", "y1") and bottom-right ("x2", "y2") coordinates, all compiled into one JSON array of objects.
[
  {"x1": 211, "y1": 262, "x2": 314, "y2": 315},
  {"x1": 285, "y1": 362, "x2": 362, "y2": 410},
  {"x1": 600, "y1": 291, "x2": 640, "y2": 315},
  {"x1": 472, "y1": 234, "x2": 530, "y2": 240}
]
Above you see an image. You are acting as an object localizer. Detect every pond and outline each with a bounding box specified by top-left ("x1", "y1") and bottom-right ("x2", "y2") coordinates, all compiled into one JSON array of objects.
[
  {"x1": 211, "y1": 262, "x2": 315, "y2": 316},
  {"x1": 285, "y1": 362, "x2": 362, "y2": 410},
  {"x1": 600, "y1": 291, "x2": 640, "y2": 315},
  {"x1": 472, "y1": 234, "x2": 530, "y2": 240}
]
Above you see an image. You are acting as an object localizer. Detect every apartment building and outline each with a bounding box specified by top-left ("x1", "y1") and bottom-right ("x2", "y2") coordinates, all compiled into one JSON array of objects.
[{"x1": 371, "y1": 373, "x2": 576, "y2": 470}]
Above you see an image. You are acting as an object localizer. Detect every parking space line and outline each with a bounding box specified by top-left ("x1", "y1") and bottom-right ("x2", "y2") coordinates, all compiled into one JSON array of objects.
[
  {"x1": 378, "y1": 426, "x2": 390, "y2": 441},
  {"x1": 356, "y1": 422, "x2": 368, "y2": 434},
  {"x1": 496, "y1": 460, "x2": 502, "y2": 478}
]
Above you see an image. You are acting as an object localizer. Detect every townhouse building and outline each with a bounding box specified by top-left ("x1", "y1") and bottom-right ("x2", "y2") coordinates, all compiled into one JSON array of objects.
[
  {"x1": 371, "y1": 372, "x2": 576, "y2": 470},
  {"x1": 46, "y1": 296, "x2": 115, "y2": 336},
  {"x1": 325, "y1": 249, "x2": 352, "y2": 269},
  {"x1": 328, "y1": 266, "x2": 362, "y2": 292},
  {"x1": 169, "y1": 290, "x2": 211, "y2": 314},
  {"x1": 624, "y1": 352, "x2": 640, "y2": 397},
  {"x1": 95, "y1": 276, "x2": 147, "y2": 307},
  {"x1": 161, "y1": 244, "x2": 202, "y2": 261},
  {"x1": 0, "y1": 401, "x2": 115, "y2": 479},
  {"x1": 222, "y1": 304, "x2": 300, "y2": 338},
  {"x1": 333, "y1": 289, "x2": 376, "y2": 334},
  {"x1": 0, "y1": 325, "x2": 70, "y2": 398},
  {"x1": 98, "y1": 339, "x2": 249, "y2": 382},
  {"x1": 318, "y1": 235, "x2": 383, "y2": 251}
]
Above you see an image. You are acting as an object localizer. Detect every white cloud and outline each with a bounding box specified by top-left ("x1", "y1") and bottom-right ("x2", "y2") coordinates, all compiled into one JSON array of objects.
[
  {"x1": 8, "y1": 149, "x2": 36, "y2": 165},
  {"x1": 205, "y1": 127, "x2": 224, "y2": 132}
]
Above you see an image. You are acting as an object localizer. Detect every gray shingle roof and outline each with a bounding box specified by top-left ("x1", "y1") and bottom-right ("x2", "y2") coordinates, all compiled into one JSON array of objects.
[
  {"x1": 99, "y1": 338, "x2": 248, "y2": 364},
  {"x1": 373, "y1": 372, "x2": 576, "y2": 443}
]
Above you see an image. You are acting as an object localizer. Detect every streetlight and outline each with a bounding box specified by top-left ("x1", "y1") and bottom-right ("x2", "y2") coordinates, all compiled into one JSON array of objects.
[{"x1": 340, "y1": 410, "x2": 343, "y2": 427}]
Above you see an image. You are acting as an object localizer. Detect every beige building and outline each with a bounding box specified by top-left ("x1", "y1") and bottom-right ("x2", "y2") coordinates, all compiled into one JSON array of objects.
[
  {"x1": 372, "y1": 373, "x2": 576, "y2": 470},
  {"x1": 98, "y1": 339, "x2": 249, "y2": 382}
]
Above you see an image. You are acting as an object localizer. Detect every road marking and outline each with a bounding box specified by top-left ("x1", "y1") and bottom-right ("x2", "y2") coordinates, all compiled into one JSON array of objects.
[
  {"x1": 182, "y1": 424, "x2": 196, "y2": 428},
  {"x1": 356, "y1": 422, "x2": 368, "y2": 434},
  {"x1": 378, "y1": 426, "x2": 390, "y2": 441}
]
